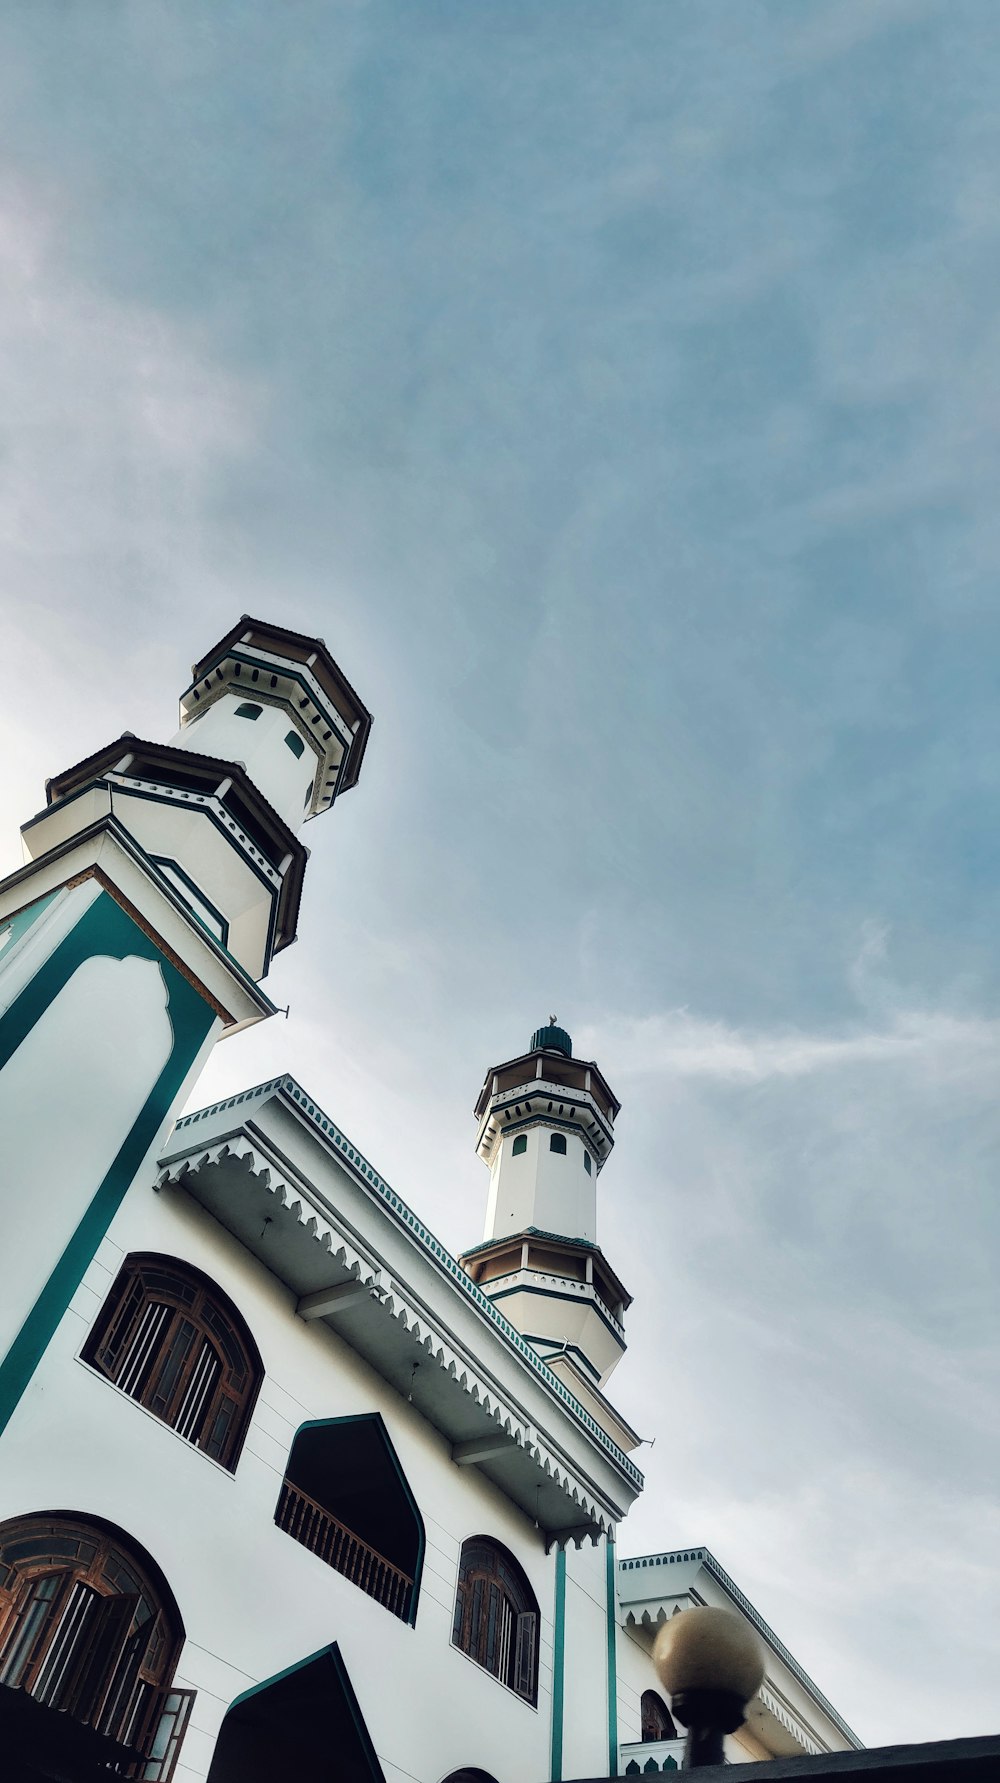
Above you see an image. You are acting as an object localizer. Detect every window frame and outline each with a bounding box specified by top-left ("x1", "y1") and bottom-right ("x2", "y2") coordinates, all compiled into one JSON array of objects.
[
  {"x1": 451, "y1": 1537, "x2": 540, "y2": 1707},
  {"x1": 549, "y1": 1132, "x2": 567, "y2": 1156},
  {"x1": 82, "y1": 1255, "x2": 263, "y2": 1475},
  {"x1": 0, "y1": 1514, "x2": 190, "y2": 1780}
]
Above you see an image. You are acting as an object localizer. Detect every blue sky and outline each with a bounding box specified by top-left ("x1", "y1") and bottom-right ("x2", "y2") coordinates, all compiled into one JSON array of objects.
[{"x1": 1, "y1": 0, "x2": 999, "y2": 1748}]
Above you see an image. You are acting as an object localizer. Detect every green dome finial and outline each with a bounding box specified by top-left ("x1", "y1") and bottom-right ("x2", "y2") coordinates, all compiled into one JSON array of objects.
[{"x1": 531, "y1": 1019, "x2": 572, "y2": 1058}]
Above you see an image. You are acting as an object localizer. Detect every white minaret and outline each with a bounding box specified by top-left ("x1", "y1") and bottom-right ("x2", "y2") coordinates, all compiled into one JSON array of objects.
[
  {"x1": 460, "y1": 1023, "x2": 632, "y2": 1411},
  {"x1": 0, "y1": 616, "x2": 371, "y2": 1441}
]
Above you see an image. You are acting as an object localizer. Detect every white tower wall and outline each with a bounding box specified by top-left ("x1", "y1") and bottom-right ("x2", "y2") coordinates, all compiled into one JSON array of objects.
[
  {"x1": 171, "y1": 692, "x2": 321, "y2": 833},
  {"x1": 484, "y1": 1123, "x2": 598, "y2": 1245}
]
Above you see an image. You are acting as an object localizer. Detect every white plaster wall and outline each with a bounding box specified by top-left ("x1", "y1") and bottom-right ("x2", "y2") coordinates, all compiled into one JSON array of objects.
[
  {"x1": 485, "y1": 1126, "x2": 597, "y2": 1246},
  {"x1": 107, "y1": 791, "x2": 276, "y2": 977},
  {"x1": 0, "y1": 952, "x2": 176, "y2": 1359},
  {"x1": 171, "y1": 694, "x2": 320, "y2": 833},
  {"x1": 0, "y1": 1178, "x2": 622, "y2": 1783}
]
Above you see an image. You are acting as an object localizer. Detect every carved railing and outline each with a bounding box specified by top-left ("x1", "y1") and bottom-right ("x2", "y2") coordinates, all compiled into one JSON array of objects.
[{"x1": 275, "y1": 1479, "x2": 413, "y2": 1621}]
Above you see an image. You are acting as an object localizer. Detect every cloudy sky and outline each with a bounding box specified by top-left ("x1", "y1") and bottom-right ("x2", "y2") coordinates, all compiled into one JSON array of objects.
[{"x1": 2, "y1": 0, "x2": 1000, "y2": 1750}]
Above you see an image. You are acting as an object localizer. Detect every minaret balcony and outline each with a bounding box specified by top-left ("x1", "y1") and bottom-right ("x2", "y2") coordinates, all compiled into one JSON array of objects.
[{"x1": 476, "y1": 1075, "x2": 615, "y2": 1167}]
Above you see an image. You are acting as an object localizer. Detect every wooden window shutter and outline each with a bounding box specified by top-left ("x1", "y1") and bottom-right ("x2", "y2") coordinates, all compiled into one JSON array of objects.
[
  {"x1": 514, "y1": 1610, "x2": 537, "y2": 1701},
  {"x1": 142, "y1": 1688, "x2": 196, "y2": 1781}
]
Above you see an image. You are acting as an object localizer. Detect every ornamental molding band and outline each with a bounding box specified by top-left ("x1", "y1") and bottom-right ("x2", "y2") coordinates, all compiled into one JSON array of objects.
[{"x1": 157, "y1": 1118, "x2": 625, "y2": 1544}]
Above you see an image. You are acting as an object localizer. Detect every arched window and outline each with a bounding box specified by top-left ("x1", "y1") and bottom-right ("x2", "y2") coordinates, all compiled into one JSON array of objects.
[
  {"x1": 641, "y1": 1690, "x2": 677, "y2": 1742},
  {"x1": 442, "y1": 1772, "x2": 500, "y2": 1783},
  {"x1": 511, "y1": 1134, "x2": 527, "y2": 1157},
  {"x1": 284, "y1": 730, "x2": 305, "y2": 758},
  {"x1": 83, "y1": 1255, "x2": 263, "y2": 1473},
  {"x1": 583, "y1": 1149, "x2": 592, "y2": 1175},
  {"x1": 452, "y1": 1538, "x2": 539, "y2": 1705},
  {"x1": 549, "y1": 1133, "x2": 567, "y2": 1156},
  {"x1": 234, "y1": 702, "x2": 262, "y2": 720},
  {"x1": 0, "y1": 1513, "x2": 191, "y2": 1780}
]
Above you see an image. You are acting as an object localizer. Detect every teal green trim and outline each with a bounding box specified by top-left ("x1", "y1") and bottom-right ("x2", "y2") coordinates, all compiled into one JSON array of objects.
[
  {"x1": 606, "y1": 1531, "x2": 618, "y2": 1776},
  {"x1": 550, "y1": 1545, "x2": 567, "y2": 1782},
  {"x1": 288, "y1": 1413, "x2": 425, "y2": 1627},
  {"x1": 150, "y1": 855, "x2": 230, "y2": 949},
  {"x1": 0, "y1": 892, "x2": 216, "y2": 1438}
]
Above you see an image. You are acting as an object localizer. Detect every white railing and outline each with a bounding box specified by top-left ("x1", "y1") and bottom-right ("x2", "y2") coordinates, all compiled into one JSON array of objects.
[{"x1": 620, "y1": 1738, "x2": 686, "y2": 1773}]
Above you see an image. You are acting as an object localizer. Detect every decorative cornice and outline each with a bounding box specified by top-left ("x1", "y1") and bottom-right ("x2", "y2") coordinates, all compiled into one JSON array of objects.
[{"x1": 157, "y1": 1130, "x2": 621, "y2": 1541}]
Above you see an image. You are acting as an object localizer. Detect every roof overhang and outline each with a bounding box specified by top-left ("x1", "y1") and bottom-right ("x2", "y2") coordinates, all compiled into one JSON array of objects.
[{"x1": 159, "y1": 1077, "x2": 644, "y2": 1544}]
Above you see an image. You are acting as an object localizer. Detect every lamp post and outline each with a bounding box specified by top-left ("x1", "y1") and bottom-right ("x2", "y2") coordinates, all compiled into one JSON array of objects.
[{"x1": 653, "y1": 1606, "x2": 765, "y2": 1769}]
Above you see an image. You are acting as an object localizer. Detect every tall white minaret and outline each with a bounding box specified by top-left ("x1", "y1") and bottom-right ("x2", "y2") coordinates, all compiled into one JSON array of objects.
[
  {"x1": 0, "y1": 616, "x2": 371, "y2": 1439},
  {"x1": 460, "y1": 1023, "x2": 633, "y2": 1411}
]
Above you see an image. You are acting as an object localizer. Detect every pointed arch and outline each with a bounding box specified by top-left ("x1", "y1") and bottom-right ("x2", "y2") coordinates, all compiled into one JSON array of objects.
[
  {"x1": 208, "y1": 1642, "x2": 384, "y2": 1782},
  {"x1": 276, "y1": 1414, "x2": 424, "y2": 1625}
]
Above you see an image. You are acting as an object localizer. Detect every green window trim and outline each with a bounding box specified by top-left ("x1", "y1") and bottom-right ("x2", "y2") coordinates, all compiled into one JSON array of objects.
[{"x1": 512, "y1": 1134, "x2": 528, "y2": 1157}]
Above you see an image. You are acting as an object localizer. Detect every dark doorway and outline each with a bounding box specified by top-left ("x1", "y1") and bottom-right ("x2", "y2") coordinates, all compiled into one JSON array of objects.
[{"x1": 207, "y1": 1645, "x2": 384, "y2": 1783}]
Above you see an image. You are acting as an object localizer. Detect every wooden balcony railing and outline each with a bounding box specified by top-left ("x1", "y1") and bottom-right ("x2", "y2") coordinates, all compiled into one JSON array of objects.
[{"x1": 275, "y1": 1478, "x2": 414, "y2": 1622}]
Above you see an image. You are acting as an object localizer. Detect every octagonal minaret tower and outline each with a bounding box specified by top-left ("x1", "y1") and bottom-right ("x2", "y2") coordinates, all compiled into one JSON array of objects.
[
  {"x1": 0, "y1": 616, "x2": 370, "y2": 1443},
  {"x1": 460, "y1": 1024, "x2": 634, "y2": 1436}
]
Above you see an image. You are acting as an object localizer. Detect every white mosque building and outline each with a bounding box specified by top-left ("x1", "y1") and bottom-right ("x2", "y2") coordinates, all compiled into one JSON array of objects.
[{"x1": 0, "y1": 620, "x2": 861, "y2": 1782}]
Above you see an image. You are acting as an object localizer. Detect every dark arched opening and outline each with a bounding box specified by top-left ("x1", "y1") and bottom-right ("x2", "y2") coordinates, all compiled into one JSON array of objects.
[
  {"x1": 641, "y1": 1689, "x2": 677, "y2": 1742},
  {"x1": 0, "y1": 1510, "x2": 191, "y2": 1780},
  {"x1": 275, "y1": 1415, "x2": 424, "y2": 1625}
]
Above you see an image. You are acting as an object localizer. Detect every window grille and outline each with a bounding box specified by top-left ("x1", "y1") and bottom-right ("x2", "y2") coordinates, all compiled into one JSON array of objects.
[
  {"x1": 452, "y1": 1538, "x2": 539, "y2": 1705},
  {"x1": 84, "y1": 1256, "x2": 263, "y2": 1473}
]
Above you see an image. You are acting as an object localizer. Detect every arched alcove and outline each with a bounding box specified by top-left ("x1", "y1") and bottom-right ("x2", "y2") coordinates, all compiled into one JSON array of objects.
[{"x1": 207, "y1": 1644, "x2": 383, "y2": 1783}]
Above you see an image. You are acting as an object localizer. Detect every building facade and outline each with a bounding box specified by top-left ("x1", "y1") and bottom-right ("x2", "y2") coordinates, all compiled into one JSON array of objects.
[{"x1": 0, "y1": 621, "x2": 860, "y2": 1782}]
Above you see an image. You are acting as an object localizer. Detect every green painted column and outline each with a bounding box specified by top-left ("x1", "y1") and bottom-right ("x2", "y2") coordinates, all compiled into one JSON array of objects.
[
  {"x1": 606, "y1": 1529, "x2": 619, "y2": 1777},
  {"x1": 551, "y1": 1544, "x2": 567, "y2": 1782}
]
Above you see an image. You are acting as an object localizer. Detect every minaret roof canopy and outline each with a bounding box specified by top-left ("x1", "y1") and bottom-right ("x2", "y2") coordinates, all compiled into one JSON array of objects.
[
  {"x1": 189, "y1": 616, "x2": 373, "y2": 793},
  {"x1": 474, "y1": 1047, "x2": 620, "y2": 1125}
]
